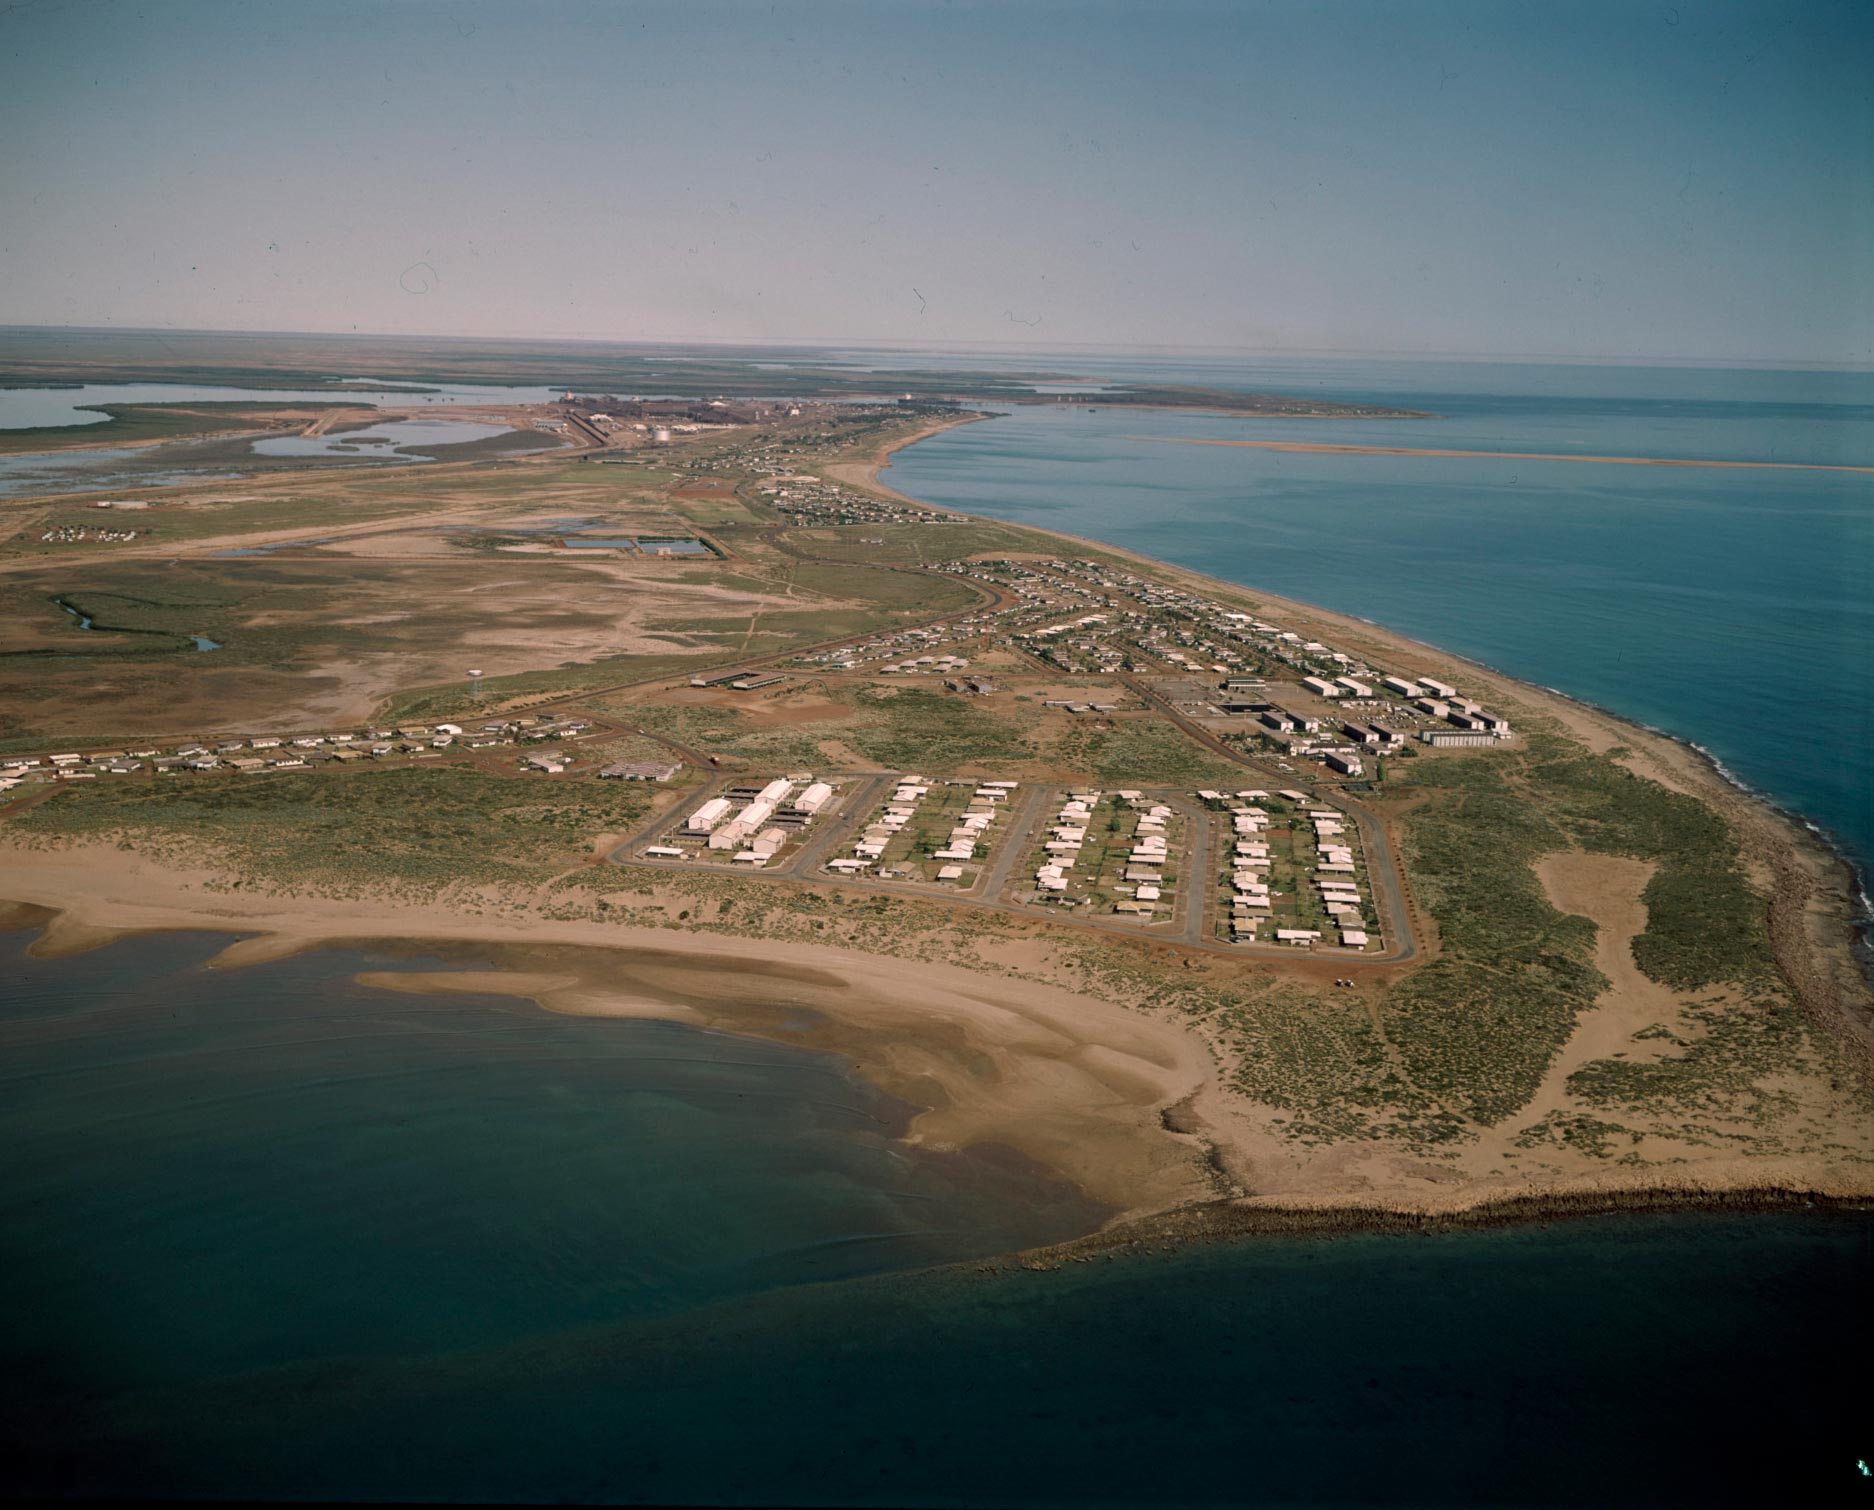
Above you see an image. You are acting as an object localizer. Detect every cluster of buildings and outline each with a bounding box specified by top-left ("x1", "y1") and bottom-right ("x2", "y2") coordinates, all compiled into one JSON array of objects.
[
  {"x1": 1198, "y1": 789, "x2": 1374, "y2": 949},
  {"x1": 689, "y1": 668, "x2": 788, "y2": 691},
  {"x1": 1033, "y1": 790, "x2": 1175, "y2": 918},
  {"x1": 4, "y1": 713, "x2": 619, "y2": 785},
  {"x1": 653, "y1": 775, "x2": 835, "y2": 867},
  {"x1": 40, "y1": 525, "x2": 142, "y2": 544},
  {"x1": 756, "y1": 474, "x2": 956, "y2": 528},
  {"x1": 787, "y1": 560, "x2": 1115, "y2": 679},
  {"x1": 940, "y1": 556, "x2": 1513, "y2": 778},
  {"x1": 826, "y1": 778, "x2": 1016, "y2": 880},
  {"x1": 789, "y1": 607, "x2": 1018, "y2": 674},
  {"x1": 880, "y1": 653, "x2": 970, "y2": 677},
  {"x1": 1016, "y1": 614, "x2": 1129, "y2": 676},
  {"x1": 1301, "y1": 672, "x2": 1510, "y2": 746}
]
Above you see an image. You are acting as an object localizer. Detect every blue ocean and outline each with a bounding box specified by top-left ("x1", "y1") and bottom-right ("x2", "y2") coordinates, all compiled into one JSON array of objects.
[
  {"x1": 3, "y1": 357, "x2": 1871, "y2": 1504},
  {"x1": 884, "y1": 356, "x2": 1874, "y2": 892}
]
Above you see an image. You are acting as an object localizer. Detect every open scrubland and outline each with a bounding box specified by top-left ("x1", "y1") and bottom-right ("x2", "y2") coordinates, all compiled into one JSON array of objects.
[
  {"x1": 3, "y1": 400, "x2": 1869, "y2": 1233},
  {"x1": 0, "y1": 325, "x2": 1428, "y2": 417}
]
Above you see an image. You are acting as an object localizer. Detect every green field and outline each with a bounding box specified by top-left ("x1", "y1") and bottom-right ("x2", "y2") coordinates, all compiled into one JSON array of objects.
[{"x1": 838, "y1": 685, "x2": 1036, "y2": 771}]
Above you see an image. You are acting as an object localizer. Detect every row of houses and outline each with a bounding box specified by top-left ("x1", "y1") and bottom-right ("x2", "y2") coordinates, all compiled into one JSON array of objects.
[
  {"x1": 1308, "y1": 808, "x2": 1371, "y2": 949},
  {"x1": 1225, "y1": 795, "x2": 1275, "y2": 940},
  {"x1": 1035, "y1": 790, "x2": 1103, "y2": 898},
  {"x1": 5, "y1": 713, "x2": 605, "y2": 785},
  {"x1": 827, "y1": 778, "x2": 1018, "y2": 880},
  {"x1": 42, "y1": 526, "x2": 142, "y2": 544},
  {"x1": 1111, "y1": 794, "x2": 1175, "y2": 915}
]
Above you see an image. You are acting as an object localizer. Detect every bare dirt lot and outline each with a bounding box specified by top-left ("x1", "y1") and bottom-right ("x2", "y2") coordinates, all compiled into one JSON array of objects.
[{"x1": 0, "y1": 553, "x2": 812, "y2": 736}]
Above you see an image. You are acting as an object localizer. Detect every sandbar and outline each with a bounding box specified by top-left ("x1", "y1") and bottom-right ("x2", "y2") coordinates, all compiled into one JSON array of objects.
[{"x1": 1132, "y1": 434, "x2": 1874, "y2": 474}]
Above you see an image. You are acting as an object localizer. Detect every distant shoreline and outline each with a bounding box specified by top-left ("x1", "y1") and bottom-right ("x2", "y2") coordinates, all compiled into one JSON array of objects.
[{"x1": 1132, "y1": 433, "x2": 1874, "y2": 474}]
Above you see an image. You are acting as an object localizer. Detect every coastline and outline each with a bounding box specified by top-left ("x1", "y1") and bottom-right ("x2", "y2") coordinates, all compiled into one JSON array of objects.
[
  {"x1": 848, "y1": 411, "x2": 1874, "y2": 1064},
  {"x1": 3, "y1": 882, "x2": 1869, "y2": 1244},
  {"x1": 0, "y1": 887, "x2": 1222, "y2": 1224},
  {"x1": 999, "y1": 1182, "x2": 1874, "y2": 1272},
  {"x1": 3, "y1": 404, "x2": 1871, "y2": 1245}
]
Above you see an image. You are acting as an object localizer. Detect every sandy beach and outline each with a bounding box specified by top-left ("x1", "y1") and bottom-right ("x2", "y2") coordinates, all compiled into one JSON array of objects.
[
  {"x1": 4, "y1": 829, "x2": 1870, "y2": 1237},
  {"x1": 0, "y1": 867, "x2": 1219, "y2": 1220}
]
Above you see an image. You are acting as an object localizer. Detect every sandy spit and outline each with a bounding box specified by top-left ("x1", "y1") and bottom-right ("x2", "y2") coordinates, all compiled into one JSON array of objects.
[{"x1": 1132, "y1": 433, "x2": 1874, "y2": 475}]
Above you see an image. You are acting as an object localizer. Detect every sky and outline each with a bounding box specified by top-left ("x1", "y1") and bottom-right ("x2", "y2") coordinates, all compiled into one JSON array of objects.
[{"x1": 1, "y1": 0, "x2": 1869, "y2": 364}]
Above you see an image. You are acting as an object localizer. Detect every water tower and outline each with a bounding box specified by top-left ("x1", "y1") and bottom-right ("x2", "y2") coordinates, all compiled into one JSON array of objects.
[{"x1": 467, "y1": 667, "x2": 484, "y2": 700}]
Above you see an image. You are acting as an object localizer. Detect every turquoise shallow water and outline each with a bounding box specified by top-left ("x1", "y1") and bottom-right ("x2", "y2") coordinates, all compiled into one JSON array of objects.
[{"x1": 885, "y1": 360, "x2": 1874, "y2": 892}]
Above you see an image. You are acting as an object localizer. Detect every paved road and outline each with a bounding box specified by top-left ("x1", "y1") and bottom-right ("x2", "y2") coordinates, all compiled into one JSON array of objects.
[
  {"x1": 977, "y1": 784, "x2": 1051, "y2": 903},
  {"x1": 1177, "y1": 806, "x2": 1215, "y2": 947}
]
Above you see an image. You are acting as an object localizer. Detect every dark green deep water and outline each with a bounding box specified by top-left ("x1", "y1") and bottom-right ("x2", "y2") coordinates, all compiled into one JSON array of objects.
[{"x1": 0, "y1": 927, "x2": 1868, "y2": 1505}]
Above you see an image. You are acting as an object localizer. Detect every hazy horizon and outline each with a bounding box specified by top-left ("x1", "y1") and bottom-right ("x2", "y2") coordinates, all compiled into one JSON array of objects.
[
  {"x1": 9, "y1": 321, "x2": 1874, "y2": 375},
  {"x1": 4, "y1": 0, "x2": 1869, "y2": 366}
]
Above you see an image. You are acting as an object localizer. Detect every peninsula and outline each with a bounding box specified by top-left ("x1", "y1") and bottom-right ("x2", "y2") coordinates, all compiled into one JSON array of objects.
[{"x1": 3, "y1": 365, "x2": 1870, "y2": 1241}]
